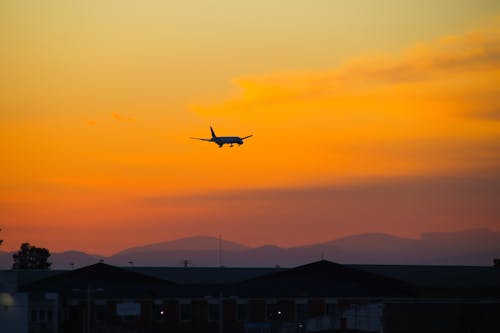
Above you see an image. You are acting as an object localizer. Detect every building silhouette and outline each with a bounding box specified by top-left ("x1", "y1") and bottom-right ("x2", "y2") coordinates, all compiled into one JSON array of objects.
[{"x1": 1, "y1": 260, "x2": 500, "y2": 332}]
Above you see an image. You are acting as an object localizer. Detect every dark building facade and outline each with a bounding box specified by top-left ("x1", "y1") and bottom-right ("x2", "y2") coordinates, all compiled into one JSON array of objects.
[{"x1": 8, "y1": 260, "x2": 500, "y2": 333}]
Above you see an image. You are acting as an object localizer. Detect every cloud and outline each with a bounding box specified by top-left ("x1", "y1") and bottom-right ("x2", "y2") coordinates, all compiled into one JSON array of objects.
[
  {"x1": 473, "y1": 108, "x2": 500, "y2": 120},
  {"x1": 189, "y1": 20, "x2": 500, "y2": 180},
  {"x1": 112, "y1": 113, "x2": 135, "y2": 122},
  {"x1": 337, "y1": 29, "x2": 500, "y2": 83},
  {"x1": 136, "y1": 173, "x2": 500, "y2": 242},
  {"x1": 142, "y1": 172, "x2": 500, "y2": 203},
  {"x1": 192, "y1": 21, "x2": 500, "y2": 117}
]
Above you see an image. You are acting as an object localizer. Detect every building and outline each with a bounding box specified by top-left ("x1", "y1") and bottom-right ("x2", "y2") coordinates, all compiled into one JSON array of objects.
[
  {"x1": 3, "y1": 260, "x2": 500, "y2": 333},
  {"x1": 0, "y1": 269, "x2": 61, "y2": 333}
]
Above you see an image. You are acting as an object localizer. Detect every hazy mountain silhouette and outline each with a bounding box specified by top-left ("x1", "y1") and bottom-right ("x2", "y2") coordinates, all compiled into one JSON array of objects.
[
  {"x1": 49, "y1": 251, "x2": 105, "y2": 268},
  {"x1": 0, "y1": 251, "x2": 11, "y2": 269},
  {"x1": 0, "y1": 250, "x2": 104, "y2": 270},
  {"x1": 107, "y1": 228, "x2": 500, "y2": 267},
  {"x1": 1, "y1": 228, "x2": 499, "y2": 269},
  {"x1": 115, "y1": 235, "x2": 249, "y2": 256}
]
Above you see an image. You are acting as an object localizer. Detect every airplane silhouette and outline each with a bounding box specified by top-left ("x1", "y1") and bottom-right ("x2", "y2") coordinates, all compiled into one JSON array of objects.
[{"x1": 191, "y1": 127, "x2": 253, "y2": 148}]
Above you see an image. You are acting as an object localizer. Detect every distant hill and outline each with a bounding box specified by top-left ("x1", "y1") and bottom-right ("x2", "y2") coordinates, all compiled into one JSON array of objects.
[
  {"x1": 310, "y1": 228, "x2": 500, "y2": 265},
  {"x1": 106, "y1": 229, "x2": 500, "y2": 267},
  {"x1": 0, "y1": 251, "x2": 11, "y2": 269},
  {"x1": 115, "y1": 235, "x2": 249, "y2": 256},
  {"x1": 49, "y1": 251, "x2": 105, "y2": 269},
  {"x1": 2, "y1": 229, "x2": 499, "y2": 269}
]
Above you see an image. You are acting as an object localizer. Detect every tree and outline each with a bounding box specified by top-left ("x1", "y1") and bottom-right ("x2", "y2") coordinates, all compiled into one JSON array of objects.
[{"x1": 12, "y1": 243, "x2": 51, "y2": 269}]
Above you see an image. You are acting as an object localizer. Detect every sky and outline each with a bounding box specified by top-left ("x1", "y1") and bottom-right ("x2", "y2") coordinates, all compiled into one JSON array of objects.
[{"x1": 1, "y1": 1, "x2": 499, "y2": 256}]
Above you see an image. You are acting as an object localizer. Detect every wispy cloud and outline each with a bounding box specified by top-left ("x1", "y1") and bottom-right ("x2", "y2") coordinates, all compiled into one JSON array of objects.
[
  {"x1": 473, "y1": 108, "x2": 500, "y2": 120},
  {"x1": 112, "y1": 113, "x2": 136, "y2": 122},
  {"x1": 141, "y1": 172, "x2": 500, "y2": 203},
  {"x1": 136, "y1": 173, "x2": 500, "y2": 243},
  {"x1": 193, "y1": 22, "x2": 500, "y2": 116}
]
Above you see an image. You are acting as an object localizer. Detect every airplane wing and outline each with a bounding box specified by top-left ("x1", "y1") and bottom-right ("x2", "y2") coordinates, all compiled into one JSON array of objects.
[
  {"x1": 241, "y1": 135, "x2": 253, "y2": 140},
  {"x1": 190, "y1": 137, "x2": 212, "y2": 142}
]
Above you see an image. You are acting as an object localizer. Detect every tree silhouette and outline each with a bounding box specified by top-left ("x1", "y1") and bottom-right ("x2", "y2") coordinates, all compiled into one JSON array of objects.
[{"x1": 12, "y1": 243, "x2": 51, "y2": 269}]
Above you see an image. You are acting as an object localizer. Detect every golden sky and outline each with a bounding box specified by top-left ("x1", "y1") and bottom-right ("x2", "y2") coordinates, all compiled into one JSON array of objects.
[{"x1": 1, "y1": 1, "x2": 500, "y2": 255}]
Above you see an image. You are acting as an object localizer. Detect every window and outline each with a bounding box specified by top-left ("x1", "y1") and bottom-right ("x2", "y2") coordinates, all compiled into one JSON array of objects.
[
  {"x1": 31, "y1": 310, "x2": 37, "y2": 322},
  {"x1": 47, "y1": 310, "x2": 53, "y2": 322},
  {"x1": 237, "y1": 303, "x2": 247, "y2": 322},
  {"x1": 68, "y1": 306, "x2": 80, "y2": 321},
  {"x1": 96, "y1": 305, "x2": 106, "y2": 321},
  {"x1": 122, "y1": 315, "x2": 137, "y2": 322},
  {"x1": 266, "y1": 303, "x2": 279, "y2": 320},
  {"x1": 209, "y1": 303, "x2": 220, "y2": 321},
  {"x1": 296, "y1": 303, "x2": 308, "y2": 321},
  {"x1": 180, "y1": 303, "x2": 192, "y2": 321},
  {"x1": 39, "y1": 310, "x2": 45, "y2": 321},
  {"x1": 326, "y1": 303, "x2": 336, "y2": 316}
]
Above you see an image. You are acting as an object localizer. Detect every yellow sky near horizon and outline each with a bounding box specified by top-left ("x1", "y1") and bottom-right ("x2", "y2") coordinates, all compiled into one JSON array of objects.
[{"x1": 1, "y1": 1, "x2": 500, "y2": 255}]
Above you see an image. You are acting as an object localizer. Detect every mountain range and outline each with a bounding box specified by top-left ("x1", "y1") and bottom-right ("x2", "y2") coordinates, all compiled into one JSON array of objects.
[{"x1": 1, "y1": 228, "x2": 499, "y2": 269}]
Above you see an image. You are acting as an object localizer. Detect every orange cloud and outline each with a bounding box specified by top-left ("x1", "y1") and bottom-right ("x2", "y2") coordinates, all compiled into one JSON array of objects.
[
  {"x1": 112, "y1": 113, "x2": 136, "y2": 122},
  {"x1": 194, "y1": 23, "x2": 500, "y2": 114},
  {"x1": 191, "y1": 22, "x2": 500, "y2": 181}
]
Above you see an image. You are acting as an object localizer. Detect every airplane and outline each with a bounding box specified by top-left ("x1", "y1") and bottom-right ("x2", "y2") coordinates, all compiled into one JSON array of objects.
[{"x1": 191, "y1": 126, "x2": 253, "y2": 148}]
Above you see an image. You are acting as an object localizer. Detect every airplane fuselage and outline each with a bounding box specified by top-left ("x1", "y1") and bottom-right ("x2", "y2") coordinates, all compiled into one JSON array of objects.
[
  {"x1": 213, "y1": 136, "x2": 244, "y2": 146},
  {"x1": 191, "y1": 127, "x2": 252, "y2": 147}
]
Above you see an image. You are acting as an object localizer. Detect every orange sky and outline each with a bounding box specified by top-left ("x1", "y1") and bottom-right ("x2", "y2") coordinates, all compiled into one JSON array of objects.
[{"x1": 1, "y1": 2, "x2": 500, "y2": 256}]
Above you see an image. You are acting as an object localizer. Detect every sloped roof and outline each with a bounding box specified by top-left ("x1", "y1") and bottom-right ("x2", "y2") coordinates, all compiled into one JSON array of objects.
[
  {"x1": 20, "y1": 263, "x2": 172, "y2": 297},
  {"x1": 351, "y1": 264, "x2": 500, "y2": 289},
  {"x1": 127, "y1": 266, "x2": 282, "y2": 284},
  {"x1": 235, "y1": 260, "x2": 416, "y2": 297},
  {"x1": 7, "y1": 269, "x2": 64, "y2": 287},
  {"x1": 18, "y1": 261, "x2": 500, "y2": 299}
]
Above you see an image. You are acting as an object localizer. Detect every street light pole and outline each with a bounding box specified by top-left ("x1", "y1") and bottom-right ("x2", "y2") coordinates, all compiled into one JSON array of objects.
[
  {"x1": 87, "y1": 286, "x2": 91, "y2": 333},
  {"x1": 72, "y1": 287, "x2": 103, "y2": 333},
  {"x1": 218, "y1": 293, "x2": 223, "y2": 333}
]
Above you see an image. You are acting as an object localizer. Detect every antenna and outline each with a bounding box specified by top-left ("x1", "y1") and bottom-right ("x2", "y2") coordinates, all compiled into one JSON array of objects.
[{"x1": 181, "y1": 259, "x2": 192, "y2": 268}]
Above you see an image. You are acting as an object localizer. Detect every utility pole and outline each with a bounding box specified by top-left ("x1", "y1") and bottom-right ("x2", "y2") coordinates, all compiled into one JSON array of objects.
[
  {"x1": 72, "y1": 287, "x2": 103, "y2": 333},
  {"x1": 219, "y1": 292, "x2": 223, "y2": 333},
  {"x1": 219, "y1": 234, "x2": 223, "y2": 267},
  {"x1": 87, "y1": 286, "x2": 91, "y2": 333}
]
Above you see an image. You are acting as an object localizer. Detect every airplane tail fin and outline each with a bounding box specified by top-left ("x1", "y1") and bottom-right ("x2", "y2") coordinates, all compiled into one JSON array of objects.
[{"x1": 210, "y1": 126, "x2": 217, "y2": 138}]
